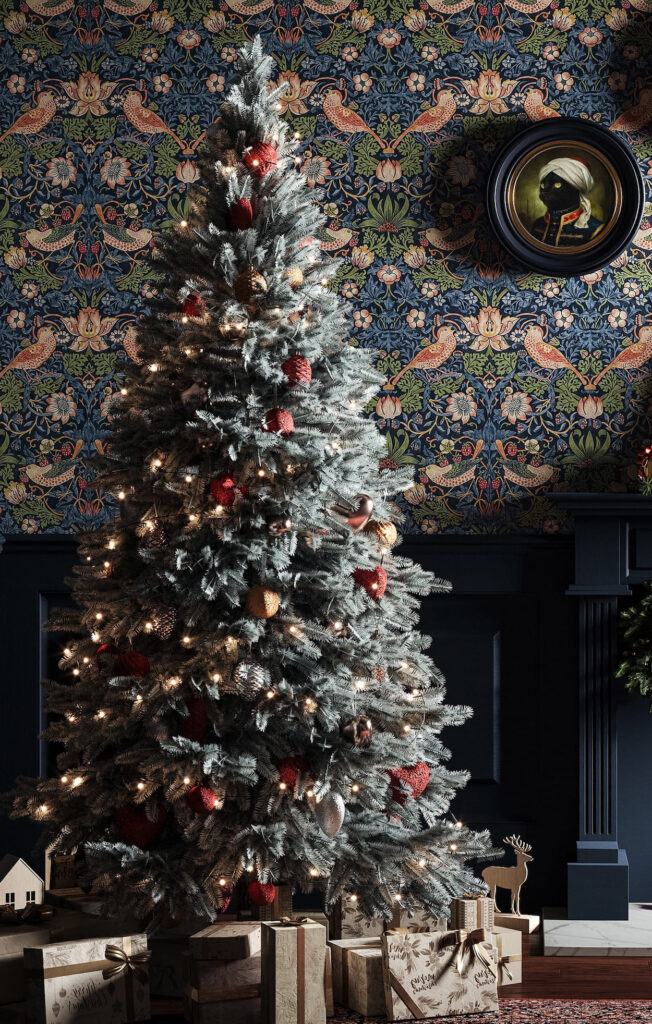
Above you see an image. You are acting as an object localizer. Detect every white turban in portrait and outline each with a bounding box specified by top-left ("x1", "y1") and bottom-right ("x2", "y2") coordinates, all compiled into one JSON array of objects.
[{"x1": 539, "y1": 157, "x2": 594, "y2": 228}]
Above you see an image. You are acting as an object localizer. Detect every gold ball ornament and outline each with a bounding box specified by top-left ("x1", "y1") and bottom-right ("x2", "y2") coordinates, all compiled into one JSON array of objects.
[
  {"x1": 283, "y1": 267, "x2": 304, "y2": 289},
  {"x1": 246, "y1": 586, "x2": 280, "y2": 619},
  {"x1": 363, "y1": 519, "x2": 398, "y2": 548},
  {"x1": 234, "y1": 267, "x2": 267, "y2": 308}
]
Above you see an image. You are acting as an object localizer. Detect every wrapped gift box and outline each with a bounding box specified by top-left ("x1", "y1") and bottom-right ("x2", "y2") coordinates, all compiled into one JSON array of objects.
[
  {"x1": 50, "y1": 908, "x2": 140, "y2": 944},
  {"x1": 494, "y1": 926, "x2": 522, "y2": 987},
  {"x1": 381, "y1": 928, "x2": 498, "y2": 1020},
  {"x1": 330, "y1": 899, "x2": 446, "y2": 940},
  {"x1": 190, "y1": 922, "x2": 260, "y2": 962},
  {"x1": 261, "y1": 920, "x2": 326, "y2": 1024},
  {"x1": 0, "y1": 924, "x2": 52, "y2": 1005},
  {"x1": 328, "y1": 937, "x2": 378, "y2": 1005},
  {"x1": 324, "y1": 947, "x2": 333, "y2": 1018},
  {"x1": 24, "y1": 934, "x2": 150, "y2": 1024},
  {"x1": 449, "y1": 895, "x2": 494, "y2": 931},
  {"x1": 344, "y1": 946, "x2": 385, "y2": 1017},
  {"x1": 183, "y1": 951, "x2": 261, "y2": 1024}
]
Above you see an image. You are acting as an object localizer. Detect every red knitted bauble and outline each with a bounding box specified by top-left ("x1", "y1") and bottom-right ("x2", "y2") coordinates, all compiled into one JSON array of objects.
[
  {"x1": 248, "y1": 880, "x2": 277, "y2": 906},
  {"x1": 114, "y1": 651, "x2": 150, "y2": 678},
  {"x1": 180, "y1": 697, "x2": 208, "y2": 743},
  {"x1": 227, "y1": 198, "x2": 254, "y2": 231},
  {"x1": 243, "y1": 142, "x2": 277, "y2": 179},
  {"x1": 352, "y1": 566, "x2": 387, "y2": 601},
  {"x1": 387, "y1": 762, "x2": 430, "y2": 805},
  {"x1": 181, "y1": 294, "x2": 205, "y2": 317},
  {"x1": 282, "y1": 355, "x2": 312, "y2": 387},
  {"x1": 96, "y1": 643, "x2": 118, "y2": 672},
  {"x1": 210, "y1": 474, "x2": 236, "y2": 507},
  {"x1": 186, "y1": 785, "x2": 220, "y2": 815},
  {"x1": 277, "y1": 755, "x2": 311, "y2": 788},
  {"x1": 262, "y1": 409, "x2": 294, "y2": 436},
  {"x1": 114, "y1": 804, "x2": 167, "y2": 848}
]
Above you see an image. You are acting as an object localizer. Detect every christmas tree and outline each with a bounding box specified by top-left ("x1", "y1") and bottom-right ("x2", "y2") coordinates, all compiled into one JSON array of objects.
[{"x1": 10, "y1": 39, "x2": 494, "y2": 925}]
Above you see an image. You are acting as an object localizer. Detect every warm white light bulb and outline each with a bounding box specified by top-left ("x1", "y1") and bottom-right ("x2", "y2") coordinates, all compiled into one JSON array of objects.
[
  {"x1": 117, "y1": 490, "x2": 126, "y2": 500},
  {"x1": 145, "y1": 621, "x2": 153, "y2": 632},
  {"x1": 183, "y1": 776, "x2": 190, "y2": 785},
  {"x1": 279, "y1": 782, "x2": 287, "y2": 791},
  {"x1": 64, "y1": 647, "x2": 72, "y2": 657},
  {"x1": 418, "y1": 858, "x2": 426, "y2": 868},
  {"x1": 403, "y1": 724, "x2": 411, "y2": 733},
  {"x1": 185, "y1": 474, "x2": 192, "y2": 483},
  {"x1": 182, "y1": 635, "x2": 191, "y2": 644},
  {"x1": 309, "y1": 868, "x2": 319, "y2": 877},
  {"x1": 108, "y1": 540, "x2": 116, "y2": 549},
  {"x1": 149, "y1": 363, "x2": 159, "y2": 373},
  {"x1": 450, "y1": 842, "x2": 458, "y2": 851},
  {"x1": 137, "y1": 781, "x2": 145, "y2": 790},
  {"x1": 351, "y1": 783, "x2": 360, "y2": 793},
  {"x1": 60, "y1": 775, "x2": 68, "y2": 784},
  {"x1": 91, "y1": 632, "x2": 100, "y2": 642},
  {"x1": 72, "y1": 668, "x2": 80, "y2": 676},
  {"x1": 72, "y1": 776, "x2": 83, "y2": 788},
  {"x1": 179, "y1": 219, "x2": 188, "y2": 228},
  {"x1": 95, "y1": 612, "x2": 103, "y2": 620}
]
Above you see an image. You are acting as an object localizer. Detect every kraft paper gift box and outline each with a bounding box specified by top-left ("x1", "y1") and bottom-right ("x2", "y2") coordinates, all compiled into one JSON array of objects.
[
  {"x1": 261, "y1": 919, "x2": 326, "y2": 1024},
  {"x1": 328, "y1": 937, "x2": 378, "y2": 1005},
  {"x1": 331, "y1": 899, "x2": 446, "y2": 940},
  {"x1": 343, "y1": 946, "x2": 385, "y2": 1017},
  {"x1": 190, "y1": 922, "x2": 260, "y2": 961},
  {"x1": 23, "y1": 934, "x2": 150, "y2": 1024},
  {"x1": 493, "y1": 926, "x2": 522, "y2": 987},
  {"x1": 381, "y1": 928, "x2": 498, "y2": 1020},
  {"x1": 324, "y1": 947, "x2": 333, "y2": 1018},
  {"x1": 449, "y1": 895, "x2": 494, "y2": 932},
  {"x1": 0, "y1": 924, "x2": 52, "y2": 1005},
  {"x1": 182, "y1": 951, "x2": 261, "y2": 1024}
]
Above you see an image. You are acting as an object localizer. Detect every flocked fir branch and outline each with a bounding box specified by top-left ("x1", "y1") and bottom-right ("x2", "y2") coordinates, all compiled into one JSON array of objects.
[{"x1": 9, "y1": 37, "x2": 498, "y2": 926}]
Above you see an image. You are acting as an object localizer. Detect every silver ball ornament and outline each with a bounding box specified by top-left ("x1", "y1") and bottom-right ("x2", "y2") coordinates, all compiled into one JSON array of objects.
[
  {"x1": 233, "y1": 660, "x2": 269, "y2": 699},
  {"x1": 314, "y1": 792, "x2": 346, "y2": 837}
]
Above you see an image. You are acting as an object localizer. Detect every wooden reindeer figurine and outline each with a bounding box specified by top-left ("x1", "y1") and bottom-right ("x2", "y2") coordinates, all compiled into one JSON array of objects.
[{"x1": 481, "y1": 835, "x2": 533, "y2": 916}]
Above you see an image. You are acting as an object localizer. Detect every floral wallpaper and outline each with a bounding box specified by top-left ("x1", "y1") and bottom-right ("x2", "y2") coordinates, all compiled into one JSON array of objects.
[{"x1": 0, "y1": 0, "x2": 650, "y2": 536}]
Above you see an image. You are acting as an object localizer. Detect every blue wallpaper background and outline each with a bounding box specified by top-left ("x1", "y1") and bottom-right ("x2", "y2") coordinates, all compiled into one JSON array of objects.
[{"x1": 0, "y1": 0, "x2": 651, "y2": 535}]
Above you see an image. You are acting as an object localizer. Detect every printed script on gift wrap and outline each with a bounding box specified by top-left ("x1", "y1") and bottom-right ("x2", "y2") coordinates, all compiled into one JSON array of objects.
[{"x1": 49, "y1": 976, "x2": 119, "y2": 1021}]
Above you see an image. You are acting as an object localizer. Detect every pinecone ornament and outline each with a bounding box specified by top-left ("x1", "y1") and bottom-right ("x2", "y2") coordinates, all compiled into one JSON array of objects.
[
  {"x1": 282, "y1": 354, "x2": 312, "y2": 386},
  {"x1": 234, "y1": 266, "x2": 267, "y2": 307},
  {"x1": 139, "y1": 520, "x2": 166, "y2": 550},
  {"x1": 151, "y1": 606, "x2": 177, "y2": 640},
  {"x1": 233, "y1": 660, "x2": 269, "y2": 699}
]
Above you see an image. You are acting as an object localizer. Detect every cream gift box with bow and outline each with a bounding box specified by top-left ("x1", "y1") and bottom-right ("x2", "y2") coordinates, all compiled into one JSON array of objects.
[
  {"x1": 381, "y1": 928, "x2": 498, "y2": 1020},
  {"x1": 23, "y1": 934, "x2": 150, "y2": 1024},
  {"x1": 261, "y1": 919, "x2": 326, "y2": 1024}
]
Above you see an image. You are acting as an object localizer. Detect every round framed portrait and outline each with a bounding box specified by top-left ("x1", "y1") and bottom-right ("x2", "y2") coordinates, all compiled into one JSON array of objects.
[{"x1": 486, "y1": 119, "x2": 644, "y2": 275}]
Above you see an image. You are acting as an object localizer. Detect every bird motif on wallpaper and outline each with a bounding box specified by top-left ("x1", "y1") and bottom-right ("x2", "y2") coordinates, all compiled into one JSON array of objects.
[
  {"x1": 424, "y1": 440, "x2": 484, "y2": 488},
  {"x1": 0, "y1": 326, "x2": 57, "y2": 380},
  {"x1": 25, "y1": 0, "x2": 72, "y2": 13},
  {"x1": 389, "y1": 90, "x2": 457, "y2": 151},
  {"x1": 123, "y1": 90, "x2": 192, "y2": 154},
  {"x1": 610, "y1": 89, "x2": 652, "y2": 133},
  {"x1": 522, "y1": 324, "x2": 588, "y2": 384},
  {"x1": 105, "y1": 0, "x2": 152, "y2": 11},
  {"x1": 320, "y1": 226, "x2": 356, "y2": 251},
  {"x1": 322, "y1": 90, "x2": 388, "y2": 151},
  {"x1": 0, "y1": 90, "x2": 57, "y2": 145},
  {"x1": 24, "y1": 439, "x2": 83, "y2": 489},
  {"x1": 422, "y1": 218, "x2": 480, "y2": 253},
  {"x1": 391, "y1": 326, "x2": 457, "y2": 384},
  {"x1": 94, "y1": 205, "x2": 153, "y2": 252},
  {"x1": 631, "y1": 223, "x2": 652, "y2": 250},
  {"x1": 24, "y1": 205, "x2": 83, "y2": 252},
  {"x1": 591, "y1": 327, "x2": 652, "y2": 386},
  {"x1": 121, "y1": 325, "x2": 142, "y2": 364},
  {"x1": 523, "y1": 88, "x2": 560, "y2": 122},
  {"x1": 494, "y1": 440, "x2": 555, "y2": 489}
]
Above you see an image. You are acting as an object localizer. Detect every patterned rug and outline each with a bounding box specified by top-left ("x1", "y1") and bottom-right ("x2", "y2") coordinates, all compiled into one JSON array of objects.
[{"x1": 332, "y1": 1002, "x2": 652, "y2": 1022}]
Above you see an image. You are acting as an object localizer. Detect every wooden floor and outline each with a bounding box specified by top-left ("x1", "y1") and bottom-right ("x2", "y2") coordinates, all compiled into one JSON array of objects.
[{"x1": 503, "y1": 931, "x2": 652, "y2": 999}]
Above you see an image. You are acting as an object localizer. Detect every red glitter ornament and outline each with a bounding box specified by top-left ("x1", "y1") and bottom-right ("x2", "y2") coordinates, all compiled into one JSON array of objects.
[
  {"x1": 96, "y1": 643, "x2": 118, "y2": 672},
  {"x1": 181, "y1": 294, "x2": 205, "y2": 318},
  {"x1": 262, "y1": 409, "x2": 294, "y2": 437},
  {"x1": 180, "y1": 697, "x2": 208, "y2": 743},
  {"x1": 282, "y1": 355, "x2": 312, "y2": 387},
  {"x1": 387, "y1": 762, "x2": 430, "y2": 805},
  {"x1": 247, "y1": 880, "x2": 277, "y2": 906},
  {"x1": 209, "y1": 474, "x2": 246, "y2": 507},
  {"x1": 227, "y1": 198, "x2": 254, "y2": 231},
  {"x1": 186, "y1": 785, "x2": 221, "y2": 815},
  {"x1": 114, "y1": 804, "x2": 167, "y2": 848},
  {"x1": 114, "y1": 651, "x2": 150, "y2": 678},
  {"x1": 352, "y1": 566, "x2": 387, "y2": 601},
  {"x1": 243, "y1": 142, "x2": 277, "y2": 179},
  {"x1": 277, "y1": 755, "x2": 310, "y2": 788}
]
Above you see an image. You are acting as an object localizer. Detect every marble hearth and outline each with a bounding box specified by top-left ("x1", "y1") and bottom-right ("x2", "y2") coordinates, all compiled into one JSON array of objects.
[{"x1": 544, "y1": 904, "x2": 652, "y2": 955}]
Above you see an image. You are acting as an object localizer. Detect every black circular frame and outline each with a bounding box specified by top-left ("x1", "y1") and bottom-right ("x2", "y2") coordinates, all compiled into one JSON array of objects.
[{"x1": 486, "y1": 118, "x2": 645, "y2": 275}]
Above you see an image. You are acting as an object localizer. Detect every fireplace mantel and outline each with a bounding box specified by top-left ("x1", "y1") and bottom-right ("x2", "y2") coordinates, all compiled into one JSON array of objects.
[{"x1": 553, "y1": 492, "x2": 652, "y2": 919}]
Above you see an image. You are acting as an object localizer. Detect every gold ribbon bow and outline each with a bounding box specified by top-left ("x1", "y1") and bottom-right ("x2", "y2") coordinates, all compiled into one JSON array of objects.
[
  {"x1": 278, "y1": 916, "x2": 314, "y2": 927},
  {"x1": 441, "y1": 928, "x2": 497, "y2": 979},
  {"x1": 102, "y1": 943, "x2": 151, "y2": 985}
]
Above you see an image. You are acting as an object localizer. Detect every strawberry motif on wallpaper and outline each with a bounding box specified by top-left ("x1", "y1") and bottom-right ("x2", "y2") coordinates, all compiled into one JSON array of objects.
[{"x1": 0, "y1": 0, "x2": 651, "y2": 535}]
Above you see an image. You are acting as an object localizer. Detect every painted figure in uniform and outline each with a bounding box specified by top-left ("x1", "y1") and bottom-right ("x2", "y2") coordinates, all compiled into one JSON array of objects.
[{"x1": 530, "y1": 157, "x2": 604, "y2": 247}]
